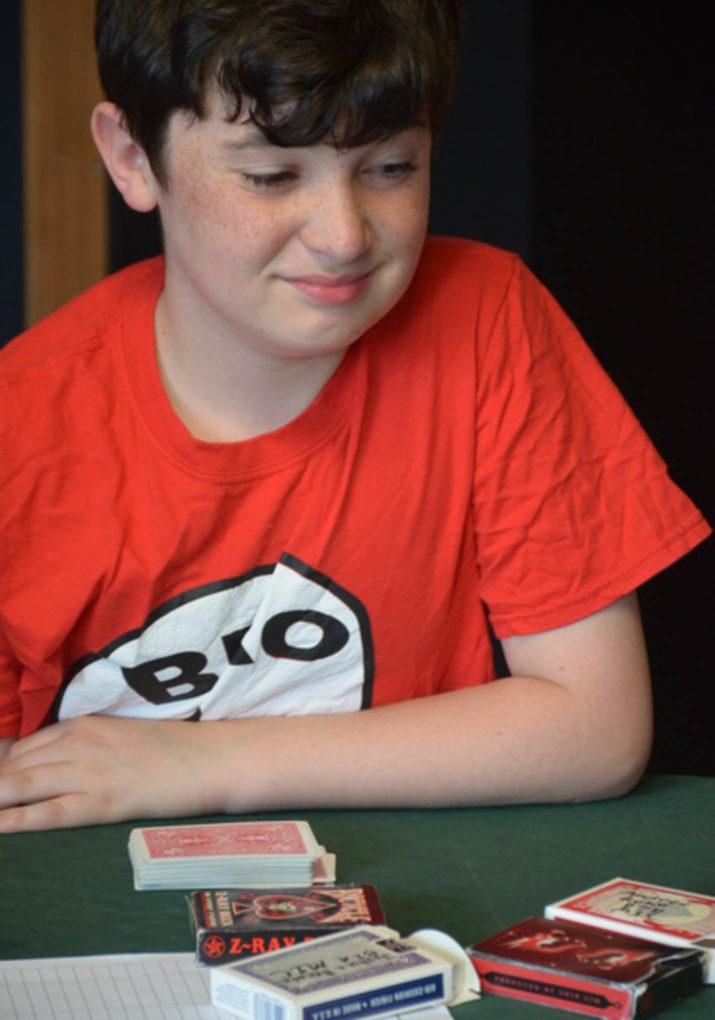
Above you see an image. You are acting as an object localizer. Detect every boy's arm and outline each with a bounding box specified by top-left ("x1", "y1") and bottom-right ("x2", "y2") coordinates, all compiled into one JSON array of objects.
[
  {"x1": 0, "y1": 593, "x2": 652, "y2": 831},
  {"x1": 0, "y1": 738, "x2": 14, "y2": 766}
]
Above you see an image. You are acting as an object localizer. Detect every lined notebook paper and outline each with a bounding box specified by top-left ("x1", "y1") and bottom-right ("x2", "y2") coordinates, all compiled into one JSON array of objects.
[
  {"x1": 0, "y1": 953, "x2": 221, "y2": 1019},
  {"x1": 0, "y1": 952, "x2": 453, "y2": 1020}
]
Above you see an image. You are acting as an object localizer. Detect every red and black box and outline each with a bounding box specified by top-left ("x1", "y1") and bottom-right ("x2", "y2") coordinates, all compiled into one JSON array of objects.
[
  {"x1": 188, "y1": 884, "x2": 385, "y2": 965},
  {"x1": 468, "y1": 916, "x2": 704, "y2": 1018}
]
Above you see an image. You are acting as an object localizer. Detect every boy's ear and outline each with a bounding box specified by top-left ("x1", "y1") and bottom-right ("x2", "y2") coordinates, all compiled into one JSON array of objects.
[{"x1": 90, "y1": 101, "x2": 160, "y2": 212}]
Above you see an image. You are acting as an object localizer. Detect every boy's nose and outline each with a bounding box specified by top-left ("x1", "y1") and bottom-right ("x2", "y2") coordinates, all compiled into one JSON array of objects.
[{"x1": 298, "y1": 183, "x2": 371, "y2": 263}]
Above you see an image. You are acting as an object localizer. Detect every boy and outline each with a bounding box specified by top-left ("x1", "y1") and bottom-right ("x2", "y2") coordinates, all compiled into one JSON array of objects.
[{"x1": 0, "y1": 0, "x2": 709, "y2": 831}]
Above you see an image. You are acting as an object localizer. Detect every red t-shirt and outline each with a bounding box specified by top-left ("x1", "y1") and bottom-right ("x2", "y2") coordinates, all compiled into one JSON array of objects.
[{"x1": 0, "y1": 238, "x2": 709, "y2": 737}]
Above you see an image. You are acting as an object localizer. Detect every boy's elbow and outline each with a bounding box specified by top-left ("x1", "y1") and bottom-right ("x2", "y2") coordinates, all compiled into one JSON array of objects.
[
  {"x1": 575, "y1": 705, "x2": 654, "y2": 803},
  {"x1": 593, "y1": 739, "x2": 652, "y2": 801}
]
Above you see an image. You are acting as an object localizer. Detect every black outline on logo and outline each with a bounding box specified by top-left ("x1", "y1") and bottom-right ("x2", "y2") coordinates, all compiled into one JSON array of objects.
[{"x1": 50, "y1": 553, "x2": 374, "y2": 721}]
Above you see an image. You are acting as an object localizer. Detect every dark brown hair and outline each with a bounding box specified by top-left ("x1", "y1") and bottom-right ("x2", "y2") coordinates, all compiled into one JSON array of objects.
[{"x1": 95, "y1": 0, "x2": 465, "y2": 183}]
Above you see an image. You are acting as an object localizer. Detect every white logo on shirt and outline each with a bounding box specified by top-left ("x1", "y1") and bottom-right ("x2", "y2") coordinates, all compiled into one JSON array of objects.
[{"x1": 53, "y1": 554, "x2": 374, "y2": 722}]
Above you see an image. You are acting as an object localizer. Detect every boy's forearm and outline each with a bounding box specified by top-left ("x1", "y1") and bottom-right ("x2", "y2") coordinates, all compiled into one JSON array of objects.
[
  {"x1": 210, "y1": 676, "x2": 649, "y2": 813},
  {"x1": 215, "y1": 594, "x2": 653, "y2": 811},
  {"x1": 0, "y1": 596, "x2": 651, "y2": 831},
  {"x1": 0, "y1": 676, "x2": 647, "y2": 833}
]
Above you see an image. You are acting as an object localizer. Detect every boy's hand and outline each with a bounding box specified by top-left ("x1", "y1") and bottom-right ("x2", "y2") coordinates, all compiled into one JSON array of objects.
[{"x1": 0, "y1": 716, "x2": 233, "y2": 832}]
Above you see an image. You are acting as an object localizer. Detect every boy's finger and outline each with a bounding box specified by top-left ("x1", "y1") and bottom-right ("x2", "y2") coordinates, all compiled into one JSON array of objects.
[
  {"x1": 0, "y1": 792, "x2": 95, "y2": 833},
  {"x1": 0, "y1": 761, "x2": 86, "y2": 809},
  {"x1": 2, "y1": 723, "x2": 69, "y2": 766}
]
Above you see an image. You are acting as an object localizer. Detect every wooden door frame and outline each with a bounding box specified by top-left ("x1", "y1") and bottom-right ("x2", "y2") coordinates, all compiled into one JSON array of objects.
[{"x1": 22, "y1": 0, "x2": 107, "y2": 326}]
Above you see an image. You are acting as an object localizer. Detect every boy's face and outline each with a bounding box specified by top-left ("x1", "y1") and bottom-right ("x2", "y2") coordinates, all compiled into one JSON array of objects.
[{"x1": 151, "y1": 92, "x2": 431, "y2": 362}]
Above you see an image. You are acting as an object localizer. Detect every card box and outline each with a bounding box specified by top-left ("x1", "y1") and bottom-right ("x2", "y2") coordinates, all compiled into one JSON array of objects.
[
  {"x1": 188, "y1": 885, "x2": 386, "y2": 964},
  {"x1": 545, "y1": 878, "x2": 715, "y2": 984},
  {"x1": 211, "y1": 924, "x2": 455, "y2": 1020},
  {"x1": 468, "y1": 916, "x2": 704, "y2": 1019}
]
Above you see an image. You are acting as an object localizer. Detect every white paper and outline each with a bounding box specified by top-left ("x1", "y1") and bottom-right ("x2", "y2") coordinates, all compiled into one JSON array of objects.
[{"x1": 0, "y1": 952, "x2": 453, "y2": 1020}]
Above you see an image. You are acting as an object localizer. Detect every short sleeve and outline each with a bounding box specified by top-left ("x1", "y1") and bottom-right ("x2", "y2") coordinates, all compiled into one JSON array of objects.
[
  {"x1": 472, "y1": 257, "x2": 711, "y2": 638},
  {"x1": 0, "y1": 630, "x2": 21, "y2": 738}
]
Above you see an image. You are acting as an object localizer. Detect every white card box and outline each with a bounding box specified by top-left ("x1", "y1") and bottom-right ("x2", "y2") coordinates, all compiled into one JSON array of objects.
[
  {"x1": 545, "y1": 877, "x2": 715, "y2": 983},
  {"x1": 210, "y1": 925, "x2": 456, "y2": 1020}
]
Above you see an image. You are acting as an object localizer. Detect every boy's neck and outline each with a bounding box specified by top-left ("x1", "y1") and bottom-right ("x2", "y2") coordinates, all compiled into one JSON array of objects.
[{"x1": 153, "y1": 292, "x2": 345, "y2": 443}]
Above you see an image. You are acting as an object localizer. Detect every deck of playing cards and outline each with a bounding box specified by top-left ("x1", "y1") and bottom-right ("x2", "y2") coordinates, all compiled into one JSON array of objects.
[
  {"x1": 544, "y1": 878, "x2": 715, "y2": 984},
  {"x1": 189, "y1": 885, "x2": 386, "y2": 964},
  {"x1": 468, "y1": 916, "x2": 704, "y2": 1019},
  {"x1": 128, "y1": 820, "x2": 333, "y2": 891},
  {"x1": 210, "y1": 924, "x2": 458, "y2": 1020}
]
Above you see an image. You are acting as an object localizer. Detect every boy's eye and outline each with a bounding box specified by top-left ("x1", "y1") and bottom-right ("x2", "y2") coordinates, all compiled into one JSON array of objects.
[
  {"x1": 240, "y1": 170, "x2": 297, "y2": 189},
  {"x1": 370, "y1": 161, "x2": 417, "y2": 181}
]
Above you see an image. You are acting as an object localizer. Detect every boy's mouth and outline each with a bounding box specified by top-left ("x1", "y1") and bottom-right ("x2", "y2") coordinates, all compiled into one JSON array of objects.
[{"x1": 280, "y1": 270, "x2": 373, "y2": 306}]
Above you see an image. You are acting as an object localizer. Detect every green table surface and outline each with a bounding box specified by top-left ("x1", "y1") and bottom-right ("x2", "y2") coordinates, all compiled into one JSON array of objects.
[{"x1": 1, "y1": 773, "x2": 713, "y2": 1018}]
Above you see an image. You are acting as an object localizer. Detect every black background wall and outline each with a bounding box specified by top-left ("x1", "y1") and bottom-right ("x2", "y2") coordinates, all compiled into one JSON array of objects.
[
  {"x1": 1, "y1": 2, "x2": 712, "y2": 773},
  {"x1": 528, "y1": 4, "x2": 713, "y2": 776},
  {"x1": 433, "y1": 2, "x2": 713, "y2": 775}
]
